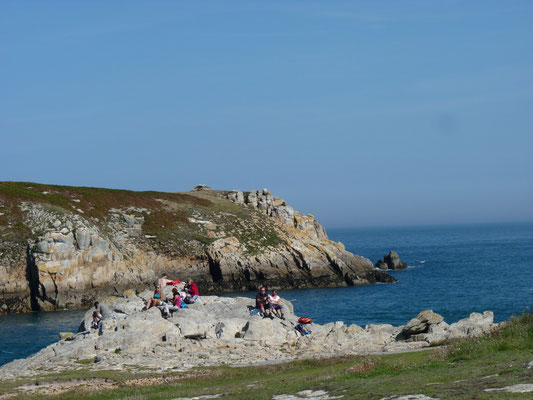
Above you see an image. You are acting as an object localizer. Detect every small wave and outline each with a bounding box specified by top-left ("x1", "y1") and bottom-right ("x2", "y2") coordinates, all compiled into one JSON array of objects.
[{"x1": 419, "y1": 260, "x2": 426, "y2": 264}]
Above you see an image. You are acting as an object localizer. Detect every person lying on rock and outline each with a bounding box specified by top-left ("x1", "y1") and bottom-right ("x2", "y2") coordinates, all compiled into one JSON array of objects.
[
  {"x1": 256, "y1": 286, "x2": 273, "y2": 319},
  {"x1": 94, "y1": 301, "x2": 112, "y2": 320},
  {"x1": 268, "y1": 290, "x2": 285, "y2": 319},
  {"x1": 159, "y1": 287, "x2": 181, "y2": 318},
  {"x1": 144, "y1": 286, "x2": 166, "y2": 310},
  {"x1": 184, "y1": 279, "x2": 199, "y2": 301}
]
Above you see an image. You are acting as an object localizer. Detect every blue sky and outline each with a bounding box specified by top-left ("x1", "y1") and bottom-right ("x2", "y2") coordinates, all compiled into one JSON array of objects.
[{"x1": 1, "y1": 1, "x2": 532, "y2": 227}]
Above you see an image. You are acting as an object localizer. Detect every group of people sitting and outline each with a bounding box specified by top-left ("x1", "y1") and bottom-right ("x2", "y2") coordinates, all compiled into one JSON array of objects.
[
  {"x1": 255, "y1": 286, "x2": 285, "y2": 319},
  {"x1": 90, "y1": 274, "x2": 197, "y2": 331},
  {"x1": 91, "y1": 276, "x2": 290, "y2": 336},
  {"x1": 142, "y1": 280, "x2": 286, "y2": 321},
  {"x1": 144, "y1": 274, "x2": 200, "y2": 318}
]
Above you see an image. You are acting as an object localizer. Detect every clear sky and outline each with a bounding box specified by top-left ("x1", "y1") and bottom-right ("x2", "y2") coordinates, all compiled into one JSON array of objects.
[{"x1": 1, "y1": 1, "x2": 532, "y2": 228}]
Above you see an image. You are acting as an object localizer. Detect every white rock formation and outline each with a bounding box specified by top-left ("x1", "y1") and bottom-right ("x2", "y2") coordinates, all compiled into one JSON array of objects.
[
  {"x1": 0, "y1": 289, "x2": 500, "y2": 380},
  {"x1": 226, "y1": 189, "x2": 327, "y2": 239}
]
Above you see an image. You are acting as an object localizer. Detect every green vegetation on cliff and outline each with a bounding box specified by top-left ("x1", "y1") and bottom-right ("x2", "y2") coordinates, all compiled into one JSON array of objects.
[
  {"x1": 0, "y1": 312, "x2": 531, "y2": 399},
  {"x1": 0, "y1": 181, "x2": 285, "y2": 257}
]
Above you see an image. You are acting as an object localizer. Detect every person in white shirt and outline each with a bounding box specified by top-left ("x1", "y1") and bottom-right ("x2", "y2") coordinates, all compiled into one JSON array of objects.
[{"x1": 267, "y1": 290, "x2": 285, "y2": 319}]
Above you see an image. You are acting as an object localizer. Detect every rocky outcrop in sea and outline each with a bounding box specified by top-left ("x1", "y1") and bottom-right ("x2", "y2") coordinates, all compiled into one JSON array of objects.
[
  {"x1": 375, "y1": 250, "x2": 407, "y2": 270},
  {"x1": 0, "y1": 183, "x2": 394, "y2": 314},
  {"x1": 0, "y1": 285, "x2": 500, "y2": 380}
]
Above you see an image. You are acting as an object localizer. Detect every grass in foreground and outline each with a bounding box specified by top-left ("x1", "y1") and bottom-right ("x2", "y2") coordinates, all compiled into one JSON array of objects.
[{"x1": 1, "y1": 312, "x2": 531, "y2": 399}]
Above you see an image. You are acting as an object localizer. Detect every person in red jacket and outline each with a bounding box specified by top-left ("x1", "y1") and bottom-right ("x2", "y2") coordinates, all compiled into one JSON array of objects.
[{"x1": 184, "y1": 278, "x2": 199, "y2": 301}]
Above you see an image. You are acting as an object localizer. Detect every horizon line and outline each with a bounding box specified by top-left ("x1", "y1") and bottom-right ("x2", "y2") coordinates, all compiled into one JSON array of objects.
[{"x1": 325, "y1": 220, "x2": 533, "y2": 230}]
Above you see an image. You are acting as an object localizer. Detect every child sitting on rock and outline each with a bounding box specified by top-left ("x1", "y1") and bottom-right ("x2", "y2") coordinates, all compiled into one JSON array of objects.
[
  {"x1": 91, "y1": 311, "x2": 103, "y2": 335},
  {"x1": 94, "y1": 301, "x2": 112, "y2": 320},
  {"x1": 91, "y1": 311, "x2": 102, "y2": 329}
]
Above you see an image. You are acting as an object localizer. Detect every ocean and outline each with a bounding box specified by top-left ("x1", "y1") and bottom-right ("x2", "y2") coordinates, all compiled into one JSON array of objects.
[{"x1": 0, "y1": 222, "x2": 531, "y2": 366}]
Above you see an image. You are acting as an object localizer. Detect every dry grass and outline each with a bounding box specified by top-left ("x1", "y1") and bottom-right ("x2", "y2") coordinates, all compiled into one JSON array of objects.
[
  {"x1": 346, "y1": 357, "x2": 375, "y2": 374},
  {"x1": 429, "y1": 346, "x2": 450, "y2": 361}
]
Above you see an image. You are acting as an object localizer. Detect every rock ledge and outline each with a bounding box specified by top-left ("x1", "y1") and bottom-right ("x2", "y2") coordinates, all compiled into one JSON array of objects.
[{"x1": 0, "y1": 287, "x2": 500, "y2": 380}]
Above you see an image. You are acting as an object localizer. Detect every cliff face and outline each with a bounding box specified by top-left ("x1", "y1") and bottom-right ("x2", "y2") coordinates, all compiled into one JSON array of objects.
[{"x1": 0, "y1": 182, "x2": 394, "y2": 314}]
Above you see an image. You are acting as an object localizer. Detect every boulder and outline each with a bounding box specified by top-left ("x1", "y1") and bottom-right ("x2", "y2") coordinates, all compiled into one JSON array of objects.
[
  {"x1": 423, "y1": 321, "x2": 450, "y2": 344},
  {"x1": 345, "y1": 324, "x2": 364, "y2": 337},
  {"x1": 375, "y1": 250, "x2": 407, "y2": 270},
  {"x1": 448, "y1": 311, "x2": 497, "y2": 339},
  {"x1": 176, "y1": 319, "x2": 214, "y2": 339},
  {"x1": 227, "y1": 190, "x2": 245, "y2": 204},
  {"x1": 74, "y1": 228, "x2": 92, "y2": 250},
  {"x1": 399, "y1": 310, "x2": 444, "y2": 338},
  {"x1": 59, "y1": 332, "x2": 75, "y2": 340},
  {"x1": 365, "y1": 324, "x2": 398, "y2": 345},
  {"x1": 214, "y1": 318, "x2": 249, "y2": 339},
  {"x1": 242, "y1": 318, "x2": 276, "y2": 342}
]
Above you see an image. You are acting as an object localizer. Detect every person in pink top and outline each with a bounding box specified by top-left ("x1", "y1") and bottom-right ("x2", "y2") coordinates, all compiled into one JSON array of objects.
[{"x1": 161, "y1": 287, "x2": 181, "y2": 317}]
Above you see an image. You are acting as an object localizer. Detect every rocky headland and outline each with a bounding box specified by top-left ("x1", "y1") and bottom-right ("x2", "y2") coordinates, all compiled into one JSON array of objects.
[
  {"x1": 0, "y1": 285, "x2": 500, "y2": 381},
  {"x1": 0, "y1": 182, "x2": 394, "y2": 314}
]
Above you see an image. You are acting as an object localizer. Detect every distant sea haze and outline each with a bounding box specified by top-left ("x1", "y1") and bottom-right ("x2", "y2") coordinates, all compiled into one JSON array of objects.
[{"x1": 0, "y1": 222, "x2": 531, "y2": 366}]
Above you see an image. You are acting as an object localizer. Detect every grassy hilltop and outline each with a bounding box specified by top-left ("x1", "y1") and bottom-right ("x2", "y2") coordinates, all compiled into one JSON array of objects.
[{"x1": 0, "y1": 181, "x2": 284, "y2": 257}]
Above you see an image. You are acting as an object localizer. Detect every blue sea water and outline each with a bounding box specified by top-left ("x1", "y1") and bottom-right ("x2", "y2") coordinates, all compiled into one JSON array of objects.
[
  {"x1": 0, "y1": 222, "x2": 531, "y2": 366},
  {"x1": 0, "y1": 309, "x2": 86, "y2": 367},
  {"x1": 282, "y1": 222, "x2": 532, "y2": 326}
]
